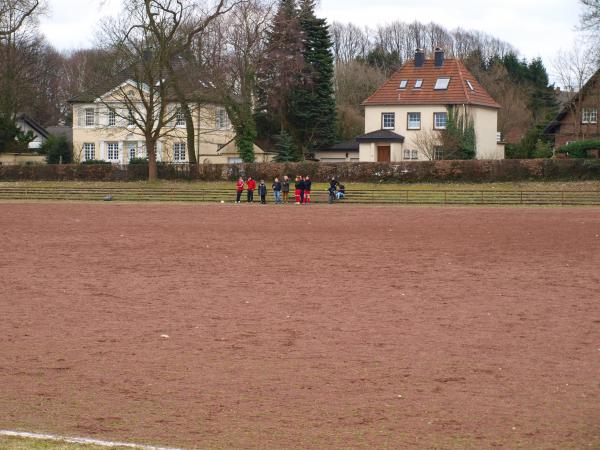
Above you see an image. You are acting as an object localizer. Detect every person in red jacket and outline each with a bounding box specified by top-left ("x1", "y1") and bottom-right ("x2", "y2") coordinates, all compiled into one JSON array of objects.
[
  {"x1": 303, "y1": 175, "x2": 312, "y2": 204},
  {"x1": 235, "y1": 177, "x2": 244, "y2": 203},
  {"x1": 246, "y1": 176, "x2": 257, "y2": 203}
]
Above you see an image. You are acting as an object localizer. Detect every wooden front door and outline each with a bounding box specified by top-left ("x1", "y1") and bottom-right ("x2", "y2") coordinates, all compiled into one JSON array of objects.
[{"x1": 377, "y1": 146, "x2": 391, "y2": 162}]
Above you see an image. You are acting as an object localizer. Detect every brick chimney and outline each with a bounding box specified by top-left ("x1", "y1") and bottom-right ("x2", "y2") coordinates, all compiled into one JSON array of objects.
[
  {"x1": 414, "y1": 48, "x2": 425, "y2": 67},
  {"x1": 434, "y1": 48, "x2": 444, "y2": 67}
]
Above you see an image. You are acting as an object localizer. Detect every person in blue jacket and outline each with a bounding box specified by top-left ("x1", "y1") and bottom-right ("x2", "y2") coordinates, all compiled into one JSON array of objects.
[{"x1": 258, "y1": 180, "x2": 268, "y2": 204}]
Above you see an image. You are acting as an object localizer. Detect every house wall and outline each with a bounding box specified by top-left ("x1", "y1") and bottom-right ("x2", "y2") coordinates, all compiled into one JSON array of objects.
[
  {"x1": 15, "y1": 119, "x2": 46, "y2": 150},
  {"x1": 0, "y1": 153, "x2": 46, "y2": 165},
  {"x1": 314, "y1": 150, "x2": 359, "y2": 162},
  {"x1": 363, "y1": 104, "x2": 503, "y2": 161},
  {"x1": 72, "y1": 96, "x2": 272, "y2": 163},
  {"x1": 552, "y1": 106, "x2": 600, "y2": 148}
]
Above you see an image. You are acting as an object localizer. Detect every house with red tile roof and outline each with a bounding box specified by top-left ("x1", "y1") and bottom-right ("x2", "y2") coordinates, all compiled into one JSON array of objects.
[{"x1": 357, "y1": 49, "x2": 504, "y2": 162}]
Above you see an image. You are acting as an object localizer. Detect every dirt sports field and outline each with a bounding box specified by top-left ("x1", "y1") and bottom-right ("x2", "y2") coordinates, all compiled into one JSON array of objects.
[{"x1": 1, "y1": 202, "x2": 600, "y2": 449}]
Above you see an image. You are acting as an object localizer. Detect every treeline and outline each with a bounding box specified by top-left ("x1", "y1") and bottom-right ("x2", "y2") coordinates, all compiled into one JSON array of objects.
[{"x1": 0, "y1": 0, "x2": 570, "y2": 165}]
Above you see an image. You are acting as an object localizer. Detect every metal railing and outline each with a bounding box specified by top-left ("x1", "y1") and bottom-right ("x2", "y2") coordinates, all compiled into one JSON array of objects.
[{"x1": 1, "y1": 186, "x2": 599, "y2": 205}]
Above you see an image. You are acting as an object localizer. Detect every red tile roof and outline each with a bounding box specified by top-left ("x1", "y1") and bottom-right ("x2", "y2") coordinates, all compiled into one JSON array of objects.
[{"x1": 363, "y1": 58, "x2": 501, "y2": 109}]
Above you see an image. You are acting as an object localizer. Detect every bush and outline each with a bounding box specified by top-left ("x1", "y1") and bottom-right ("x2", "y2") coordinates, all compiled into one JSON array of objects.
[
  {"x1": 128, "y1": 157, "x2": 148, "y2": 165},
  {"x1": 81, "y1": 159, "x2": 111, "y2": 165},
  {"x1": 533, "y1": 139, "x2": 553, "y2": 158},
  {"x1": 505, "y1": 143, "x2": 529, "y2": 159},
  {"x1": 558, "y1": 140, "x2": 600, "y2": 158},
  {"x1": 41, "y1": 135, "x2": 72, "y2": 164}
]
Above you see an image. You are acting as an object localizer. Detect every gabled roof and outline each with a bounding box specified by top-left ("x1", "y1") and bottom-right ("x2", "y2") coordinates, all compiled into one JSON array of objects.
[
  {"x1": 16, "y1": 114, "x2": 49, "y2": 138},
  {"x1": 544, "y1": 68, "x2": 600, "y2": 134},
  {"x1": 363, "y1": 58, "x2": 501, "y2": 109},
  {"x1": 355, "y1": 129, "x2": 405, "y2": 142}
]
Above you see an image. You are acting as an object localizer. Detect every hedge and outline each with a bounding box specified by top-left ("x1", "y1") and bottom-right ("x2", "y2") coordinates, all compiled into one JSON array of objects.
[
  {"x1": 558, "y1": 140, "x2": 600, "y2": 158},
  {"x1": 1, "y1": 159, "x2": 600, "y2": 182}
]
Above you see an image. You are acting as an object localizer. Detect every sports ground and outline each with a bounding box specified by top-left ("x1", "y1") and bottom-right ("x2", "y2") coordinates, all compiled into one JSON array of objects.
[{"x1": 1, "y1": 202, "x2": 600, "y2": 449}]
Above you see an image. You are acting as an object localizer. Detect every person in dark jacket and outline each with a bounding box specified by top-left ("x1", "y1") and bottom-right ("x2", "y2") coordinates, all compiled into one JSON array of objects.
[
  {"x1": 258, "y1": 180, "x2": 267, "y2": 204},
  {"x1": 294, "y1": 175, "x2": 304, "y2": 204},
  {"x1": 246, "y1": 177, "x2": 256, "y2": 203},
  {"x1": 303, "y1": 176, "x2": 312, "y2": 204},
  {"x1": 282, "y1": 175, "x2": 290, "y2": 203},
  {"x1": 235, "y1": 177, "x2": 244, "y2": 203},
  {"x1": 272, "y1": 177, "x2": 282, "y2": 204},
  {"x1": 328, "y1": 177, "x2": 339, "y2": 204}
]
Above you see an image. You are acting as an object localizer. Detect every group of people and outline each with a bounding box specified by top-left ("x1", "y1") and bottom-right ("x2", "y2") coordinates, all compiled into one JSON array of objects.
[{"x1": 235, "y1": 175, "x2": 345, "y2": 204}]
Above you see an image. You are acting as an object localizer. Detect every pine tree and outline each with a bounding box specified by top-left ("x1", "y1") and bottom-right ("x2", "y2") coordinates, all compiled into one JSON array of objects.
[
  {"x1": 290, "y1": 0, "x2": 337, "y2": 159},
  {"x1": 274, "y1": 129, "x2": 296, "y2": 162}
]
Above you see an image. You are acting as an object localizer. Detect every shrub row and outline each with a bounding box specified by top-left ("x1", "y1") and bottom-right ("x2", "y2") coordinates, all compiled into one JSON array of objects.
[
  {"x1": 558, "y1": 140, "x2": 600, "y2": 158},
  {"x1": 1, "y1": 159, "x2": 600, "y2": 182}
]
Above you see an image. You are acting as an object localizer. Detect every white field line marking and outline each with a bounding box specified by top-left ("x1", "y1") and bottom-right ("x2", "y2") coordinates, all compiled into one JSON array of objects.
[{"x1": 0, "y1": 430, "x2": 185, "y2": 450}]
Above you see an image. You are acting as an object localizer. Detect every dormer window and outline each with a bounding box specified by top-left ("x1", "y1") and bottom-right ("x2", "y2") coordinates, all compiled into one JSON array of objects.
[
  {"x1": 399, "y1": 80, "x2": 408, "y2": 89},
  {"x1": 434, "y1": 77, "x2": 450, "y2": 90},
  {"x1": 466, "y1": 80, "x2": 475, "y2": 91},
  {"x1": 414, "y1": 79, "x2": 423, "y2": 89}
]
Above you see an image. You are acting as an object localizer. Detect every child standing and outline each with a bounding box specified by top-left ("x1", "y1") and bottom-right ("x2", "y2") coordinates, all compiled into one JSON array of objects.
[
  {"x1": 294, "y1": 175, "x2": 303, "y2": 204},
  {"x1": 258, "y1": 180, "x2": 267, "y2": 204},
  {"x1": 272, "y1": 177, "x2": 282, "y2": 204},
  {"x1": 282, "y1": 175, "x2": 290, "y2": 203},
  {"x1": 303, "y1": 176, "x2": 312, "y2": 204},
  {"x1": 235, "y1": 177, "x2": 244, "y2": 203},
  {"x1": 246, "y1": 176, "x2": 256, "y2": 203}
]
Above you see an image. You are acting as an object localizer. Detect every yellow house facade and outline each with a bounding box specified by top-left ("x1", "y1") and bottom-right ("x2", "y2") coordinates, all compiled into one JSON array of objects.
[{"x1": 70, "y1": 80, "x2": 271, "y2": 164}]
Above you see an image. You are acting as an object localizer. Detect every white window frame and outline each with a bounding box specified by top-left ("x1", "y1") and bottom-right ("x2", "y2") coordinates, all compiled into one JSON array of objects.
[
  {"x1": 403, "y1": 149, "x2": 411, "y2": 160},
  {"x1": 414, "y1": 79, "x2": 423, "y2": 89},
  {"x1": 582, "y1": 108, "x2": 598, "y2": 124},
  {"x1": 407, "y1": 112, "x2": 421, "y2": 130},
  {"x1": 411, "y1": 149, "x2": 418, "y2": 160},
  {"x1": 434, "y1": 77, "x2": 451, "y2": 90},
  {"x1": 175, "y1": 108, "x2": 185, "y2": 127},
  {"x1": 85, "y1": 108, "x2": 95, "y2": 126},
  {"x1": 128, "y1": 143, "x2": 137, "y2": 160},
  {"x1": 399, "y1": 79, "x2": 408, "y2": 89},
  {"x1": 107, "y1": 142, "x2": 120, "y2": 162},
  {"x1": 83, "y1": 143, "x2": 95, "y2": 161},
  {"x1": 215, "y1": 107, "x2": 230, "y2": 130},
  {"x1": 173, "y1": 142, "x2": 186, "y2": 162},
  {"x1": 381, "y1": 113, "x2": 395, "y2": 130},
  {"x1": 434, "y1": 112, "x2": 448, "y2": 130},
  {"x1": 108, "y1": 108, "x2": 116, "y2": 127},
  {"x1": 434, "y1": 147, "x2": 444, "y2": 160}
]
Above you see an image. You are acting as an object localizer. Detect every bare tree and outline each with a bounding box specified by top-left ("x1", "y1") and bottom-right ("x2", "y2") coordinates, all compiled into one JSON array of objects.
[
  {"x1": 0, "y1": 0, "x2": 40, "y2": 37},
  {"x1": 413, "y1": 129, "x2": 442, "y2": 160}
]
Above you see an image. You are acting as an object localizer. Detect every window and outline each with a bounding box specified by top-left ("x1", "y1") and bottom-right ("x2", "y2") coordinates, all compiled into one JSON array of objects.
[
  {"x1": 128, "y1": 145, "x2": 137, "y2": 160},
  {"x1": 399, "y1": 79, "x2": 408, "y2": 89},
  {"x1": 127, "y1": 110, "x2": 135, "y2": 126},
  {"x1": 83, "y1": 143, "x2": 95, "y2": 160},
  {"x1": 175, "y1": 108, "x2": 185, "y2": 127},
  {"x1": 434, "y1": 147, "x2": 444, "y2": 160},
  {"x1": 434, "y1": 77, "x2": 450, "y2": 90},
  {"x1": 215, "y1": 107, "x2": 230, "y2": 129},
  {"x1": 381, "y1": 113, "x2": 395, "y2": 129},
  {"x1": 107, "y1": 143, "x2": 119, "y2": 161},
  {"x1": 414, "y1": 79, "x2": 423, "y2": 89},
  {"x1": 173, "y1": 143, "x2": 186, "y2": 162},
  {"x1": 404, "y1": 149, "x2": 418, "y2": 160},
  {"x1": 582, "y1": 108, "x2": 598, "y2": 124},
  {"x1": 434, "y1": 112, "x2": 448, "y2": 129},
  {"x1": 108, "y1": 109, "x2": 116, "y2": 126},
  {"x1": 85, "y1": 108, "x2": 95, "y2": 126},
  {"x1": 466, "y1": 80, "x2": 475, "y2": 91},
  {"x1": 228, "y1": 157, "x2": 243, "y2": 163},
  {"x1": 407, "y1": 112, "x2": 421, "y2": 130}
]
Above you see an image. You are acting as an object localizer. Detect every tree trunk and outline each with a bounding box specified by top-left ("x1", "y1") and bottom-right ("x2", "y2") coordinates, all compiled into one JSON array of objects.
[
  {"x1": 147, "y1": 139, "x2": 158, "y2": 182},
  {"x1": 182, "y1": 102, "x2": 197, "y2": 164}
]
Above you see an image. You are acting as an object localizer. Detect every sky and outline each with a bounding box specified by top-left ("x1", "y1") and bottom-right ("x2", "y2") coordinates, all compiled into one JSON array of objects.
[{"x1": 39, "y1": 0, "x2": 583, "y2": 75}]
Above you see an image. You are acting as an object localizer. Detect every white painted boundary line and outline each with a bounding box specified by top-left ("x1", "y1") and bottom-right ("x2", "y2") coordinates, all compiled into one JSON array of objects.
[{"x1": 0, "y1": 430, "x2": 185, "y2": 450}]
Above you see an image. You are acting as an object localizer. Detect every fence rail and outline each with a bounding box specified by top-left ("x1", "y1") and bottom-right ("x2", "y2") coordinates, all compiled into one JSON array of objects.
[{"x1": 0, "y1": 186, "x2": 599, "y2": 205}]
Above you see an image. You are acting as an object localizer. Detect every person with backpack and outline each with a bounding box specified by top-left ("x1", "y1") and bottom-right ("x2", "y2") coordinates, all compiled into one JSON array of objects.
[
  {"x1": 282, "y1": 175, "x2": 290, "y2": 203},
  {"x1": 303, "y1": 176, "x2": 312, "y2": 204},
  {"x1": 272, "y1": 177, "x2": 282, "y2": 204},
  {"x1": 235, "y1": 177, "x2": 244, "y2": 203},
  {"x1": 246, "y1": 176, "x2": 256, "y2": 203},
  {"x1": 258, "y1": 180, "x2": 267, "y2": 204}
]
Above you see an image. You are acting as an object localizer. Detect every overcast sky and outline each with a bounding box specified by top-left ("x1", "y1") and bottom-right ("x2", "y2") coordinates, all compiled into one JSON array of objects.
[{"x1": 40, "y1": 0, "x2": 582, "y2": 74}]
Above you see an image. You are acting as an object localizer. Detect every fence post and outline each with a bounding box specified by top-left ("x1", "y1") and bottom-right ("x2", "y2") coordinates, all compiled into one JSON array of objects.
[
  {"x1": 520, "y1": 191, "x2": 523, "y2": 205},
  {"x1": 561, "y1": 191, "x2": 565, "y2": 206},
  {"x1": 405, "y1": 190, "x2": 408, "y2": 204},
  {"x1": 481, "y1": 190, "x2": 484, "y2": 204},
  {"x1": 444, "y1": 191, "x2": 447, "y2": 205}
]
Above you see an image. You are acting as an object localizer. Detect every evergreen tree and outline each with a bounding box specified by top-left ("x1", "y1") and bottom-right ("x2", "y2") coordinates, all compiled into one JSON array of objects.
[
  {"x1": 274, "y1": 129, "x2": 296, "y2": 162},
  {"x1": 289, "y1": 0, "x2": 337, "y2": 159},
  {"x1": 256, "y1": 0, "x2": 304, "y2": 151},
  {"x1": 440, "y1": 107, "x2": 476, "y2": 160}
]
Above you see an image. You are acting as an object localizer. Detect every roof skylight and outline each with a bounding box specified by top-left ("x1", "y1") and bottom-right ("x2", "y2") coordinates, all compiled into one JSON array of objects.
[
  {"x1": 434, "y1": 77, "x2": 450, "y2": 90},
  {"x1": 414, "y1": 79, "x2": 423, "y2": 89},
  {"x1": 466, "y1": 80, "x2": 475, "y2": 91},
  {"x1": 399, "y1": 79, "x2": 408, "y2": 89}
]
